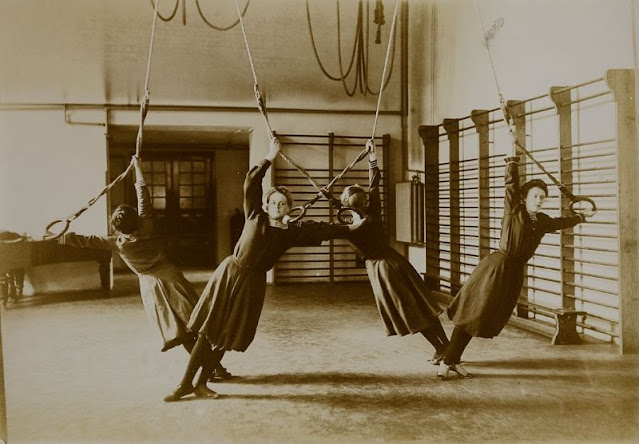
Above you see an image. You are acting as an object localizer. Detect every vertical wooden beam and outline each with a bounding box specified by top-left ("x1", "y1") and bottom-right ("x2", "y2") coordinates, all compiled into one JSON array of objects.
[
  {"x1": 0, "y1": 306, "x2": 7, "y2": 443},
  {"x1": 328, "y1": 132, "x2": 335, "y2": 284},
  {"x1": 471, "y1": 110, "x2": 490, "y2": 259},
  {"x1": 399, "y1": 2, "x2": 409, "y2": 261},
  {"x1": 549, "y1": 88, "x2": 576, "y2": 314},
  {"x1": 606, "y1": 69, "x2": 639, "y2": 354},
  {"x1": 444, "y1": 119, "x2": 461, "y2": 295},
  {"x1": 383, "y1": 133, "x2": 391, "y2": 235},
  {"x1": 419, "y1": 125, "x2": 440, "y2": 290},
  {"x1": 508, "y1": 100, "x2": 530, "y2": 319}
]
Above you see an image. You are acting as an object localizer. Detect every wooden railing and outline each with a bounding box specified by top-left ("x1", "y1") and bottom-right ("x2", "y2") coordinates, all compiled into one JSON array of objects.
[{"x1": 416, "y1": 69, "x2": 637, "y2": 351}]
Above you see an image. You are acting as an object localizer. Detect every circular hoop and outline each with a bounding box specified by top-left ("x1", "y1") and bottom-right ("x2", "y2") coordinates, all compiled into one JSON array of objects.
[
  {"x1": 336, "y1": 206, "x2": 364, "y2": 224},
  {"x1": 287, "y1": 206, "x2": 307, "y2": 224},
  {"x1": 569, "y1": 196, "x2": 597, "y2": 215},
  {"x1": 0, "y1": 235, "x2": 24, "y2": 244},
  {"x1": 43, "y1": 219, "x2": 70, "y2": 240}
]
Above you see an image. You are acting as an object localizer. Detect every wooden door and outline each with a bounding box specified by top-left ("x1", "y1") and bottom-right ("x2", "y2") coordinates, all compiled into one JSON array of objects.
[{"x1": 140, "y1": 155, "x2": 216, "y2": 268}]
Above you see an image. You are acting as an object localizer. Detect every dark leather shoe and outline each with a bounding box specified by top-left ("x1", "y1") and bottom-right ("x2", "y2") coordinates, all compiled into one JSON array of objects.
[
  {"x1": 163, "y1": 383, "x2": 194, "y2": 402},
  {"x1": 208, "y1": 365, "x2": 234, "y2": 382},
  {"x1": 194, "y1": 384, "x2": 219, "y2": 399}
]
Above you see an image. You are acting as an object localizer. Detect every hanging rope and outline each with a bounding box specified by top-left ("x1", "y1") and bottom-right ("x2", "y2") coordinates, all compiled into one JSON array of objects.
[
  {"x1": 285, "y1": 0, "x2": 398, "y2": 222},
  {"x1": 196, "y1": 0, "x2": 251, "y2": 31},
  {"x1": 233, "y1": 0, "x2": 397, "y2": 222},
  {"x1": 369, "y1": 0, "x2": 398, "y2": 139},
  {"x1": 42, "y1": 0, "x2": 162, "y2": 240},
  {"x1": 232, "y1": 0, "x2": 273, "y2": 138},
  {"x1": 280, "y1": 137, "x2": 374, "y2": 223},
  {"x1": 474, "y1": 0, "x2": 595, "y2": 214},
  {"x1": 149, "y1": 0, "x2": 250, "y2": 29},
  {"x1": 149, "y1": 0, "x2": 179, "y2": 22},
  {"x1": 306, "y1": 0, "x2": 397, "y2": 97}
]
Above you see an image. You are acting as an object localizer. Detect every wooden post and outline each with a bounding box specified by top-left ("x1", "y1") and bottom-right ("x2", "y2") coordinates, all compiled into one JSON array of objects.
[
  {"x1": 419, "y1": 125, "x2": 440, "y2": 290},
  {"x1": 471, "y1": 110, "x2": 491, "y2": 259},
  {"x1": 549, "y1": 87, "x2": 577, "y2": 318},
  {"x1": 606, "y1": 69, "x2": 639, "y2": 354},
  {"x1": 383, "y1": 133, "x2": 392, "y2": 236},
  {"x1": 507, "y1": 100, "x2": 531, "y2": 319},
  {"x1": 0, "y1": 307, "x2": 7, "y2": 443},
  {"x1": 328, "y1": 132, "x2": 335, "y2": 284},
  {"x1": 444, "y1": 119, "x2": 461, "y2": 295}
]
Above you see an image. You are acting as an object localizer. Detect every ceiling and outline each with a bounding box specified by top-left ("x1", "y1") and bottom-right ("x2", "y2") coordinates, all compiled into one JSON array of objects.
[{"x1": 0, "y1": 0, "x2": 404, "y2": 111}]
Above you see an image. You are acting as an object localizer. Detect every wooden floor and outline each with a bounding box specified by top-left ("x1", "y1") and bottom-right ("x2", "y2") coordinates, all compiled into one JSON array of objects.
[{"x1": 2, "y1": 272, "x2": 638, "y2": 443}]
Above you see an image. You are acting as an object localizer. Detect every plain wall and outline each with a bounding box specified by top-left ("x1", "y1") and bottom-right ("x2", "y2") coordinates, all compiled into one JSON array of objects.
[{"x1": 406, "y1": 0, "x2": 636, "y2": 170}]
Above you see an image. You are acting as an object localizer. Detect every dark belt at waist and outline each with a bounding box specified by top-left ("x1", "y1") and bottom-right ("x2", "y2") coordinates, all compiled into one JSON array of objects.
[{"x1": 231, "y1": 256, "x2": 266, "y2": 273}]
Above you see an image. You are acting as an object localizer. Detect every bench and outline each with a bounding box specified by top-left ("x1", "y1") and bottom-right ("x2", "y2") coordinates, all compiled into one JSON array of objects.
[
  {"x1": 0, "y1": 233, "x2": 111, "y2": 305},
  {"x1": 518, "y1": 302, "x2": 587, "y2": 345}
]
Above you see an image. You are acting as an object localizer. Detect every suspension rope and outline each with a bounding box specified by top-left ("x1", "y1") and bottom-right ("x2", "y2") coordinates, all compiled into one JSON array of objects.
[
  {"x1": 42, "y1": 0, "x2": 162, "y2": 240},
  {"x1": 290, "y1": 0, "x2": 399, "y2": 220},
  {"x1": 370, "y1": 0, "x2": 398, "y2": 139},
  {"x1": 473, "y1": 0, "x2": 595, "y2": 214},
  {"x1": 232, "y1": 0, "x2": 274, "y2": 138},
  {"x1": 233, "y1": 0, "x2": 396, "y2": 221}
]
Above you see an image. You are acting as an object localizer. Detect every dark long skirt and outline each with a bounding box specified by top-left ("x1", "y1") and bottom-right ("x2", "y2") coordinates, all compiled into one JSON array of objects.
[
  {"x1": 366, "y1": 248, "x2": 443, "y2": 336},
  {"x1": 188, "y1": 256, "x2": 267, "y2": 352},
  {"x1": 138, "y1": 265, "x2": 199, "y2": 352},
  {"x1": 447, "y1": 250, "x2": 525, "y2": 338}
]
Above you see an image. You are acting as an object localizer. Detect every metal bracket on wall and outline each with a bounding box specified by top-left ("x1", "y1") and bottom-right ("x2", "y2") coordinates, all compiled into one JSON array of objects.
[{"x1": 63, "y1": 105, "x2": 106, "y2": 127}]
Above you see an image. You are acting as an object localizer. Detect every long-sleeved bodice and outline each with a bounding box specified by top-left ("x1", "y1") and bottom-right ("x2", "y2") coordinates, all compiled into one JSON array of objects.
[
  {"x1": 233, "y1": 159, "x2": 349, "y2": 272},
  {"x1": 61, "y1": 180, "x2": 169, "y2": 275},
  {"x1": 343, "y1": 164, "x2": 390, "y2": 260},
  {"x1": 499, "y1": 158, "x2": 582, "y2": 263}
]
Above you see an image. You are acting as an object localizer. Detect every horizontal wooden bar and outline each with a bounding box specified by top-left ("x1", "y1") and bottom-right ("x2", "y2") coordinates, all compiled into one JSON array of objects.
[{"x1": 560, "y1": 90, "x2": 612, "y2": 107}]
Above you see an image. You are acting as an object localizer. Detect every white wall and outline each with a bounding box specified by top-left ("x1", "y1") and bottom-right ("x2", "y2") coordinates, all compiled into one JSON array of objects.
[
  {"x1": 407, "y1": 0, "x2": 636, "y2": 169},
  {"x1": 0, "y1": 109, "x2": 108, "y2": 236}
]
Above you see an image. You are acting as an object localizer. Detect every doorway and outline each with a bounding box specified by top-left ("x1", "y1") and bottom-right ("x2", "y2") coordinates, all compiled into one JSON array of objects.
[
  {"x1": 107, "y1": 125, "x2": 250, "y2": 269},
  {"x1": 141, "y1": 154, "x2": 215, "y2": 267}
]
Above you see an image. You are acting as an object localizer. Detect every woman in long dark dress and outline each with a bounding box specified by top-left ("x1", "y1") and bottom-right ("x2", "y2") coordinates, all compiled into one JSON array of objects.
[
  {"x1": 340, "y1": 140, "x2": 449, "y2": 364},
  {"x1": 164, "y1": 138, "x2": 364, "y2": 402},
  {"x1": 438, "y1": 155, "x2": 595, "y2": 379},
  {"x1": 59, "y1": 156, "x2": 228, "y2": 397}
]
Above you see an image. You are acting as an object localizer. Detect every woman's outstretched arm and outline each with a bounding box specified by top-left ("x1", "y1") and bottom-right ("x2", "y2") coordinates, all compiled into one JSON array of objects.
[
  {"x1": 243, "y1": 138, "x2": 281, "y2": 219},
  {"x1": 503, "y1": 156, "x2": 521, "y2": 214}
]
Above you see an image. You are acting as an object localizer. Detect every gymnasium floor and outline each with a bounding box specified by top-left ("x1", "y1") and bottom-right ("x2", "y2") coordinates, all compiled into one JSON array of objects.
[{"x1": 2, "y1": 272, "x2": 638, "y2": 444}]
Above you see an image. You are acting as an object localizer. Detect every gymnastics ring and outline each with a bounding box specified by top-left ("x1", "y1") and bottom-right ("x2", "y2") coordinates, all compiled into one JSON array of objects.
[
  {"x1": 43, "y1": 219, "x2": 70, "y2": 240},
  {"x1": 336, "y1": 206, "x2": 365, "y2": 224},
  {"x1": 287, "y1": 206, "x2": 307, "y2": 224},
  {"x1": 0, "y1": 233, "x2": 25, "y2": 244},
  {"x1": 569, "y1": 196, "x2": 597, "y2": 216}
]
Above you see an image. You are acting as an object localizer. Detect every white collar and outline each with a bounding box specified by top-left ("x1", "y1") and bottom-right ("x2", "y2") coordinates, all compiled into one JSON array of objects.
[{"x1": 268, "y1": 215, "x2": 290, "y2": 229}]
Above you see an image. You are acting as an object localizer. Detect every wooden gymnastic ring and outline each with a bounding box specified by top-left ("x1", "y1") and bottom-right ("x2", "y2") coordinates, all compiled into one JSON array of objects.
[
  {"x1": 287, "y1": 206, "x2": 307, "y2": 224},
  {"x1": 336, "y1": 206, "x2": 365, "y2": 224},
  {"x1": 43, "y1": 219, "x2": 70, "y2": 240},
  {"x1": 569, "y1": 196, "x2": 597, "y2": 215}
]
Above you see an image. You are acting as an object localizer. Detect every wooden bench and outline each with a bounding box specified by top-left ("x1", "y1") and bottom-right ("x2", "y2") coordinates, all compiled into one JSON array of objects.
[
  {"x1": 518, "y1": 303, "x2": 587, "y2": 345},
  {"x1": 0, "y1": 233, "x2": 111, "y2": 304}
]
